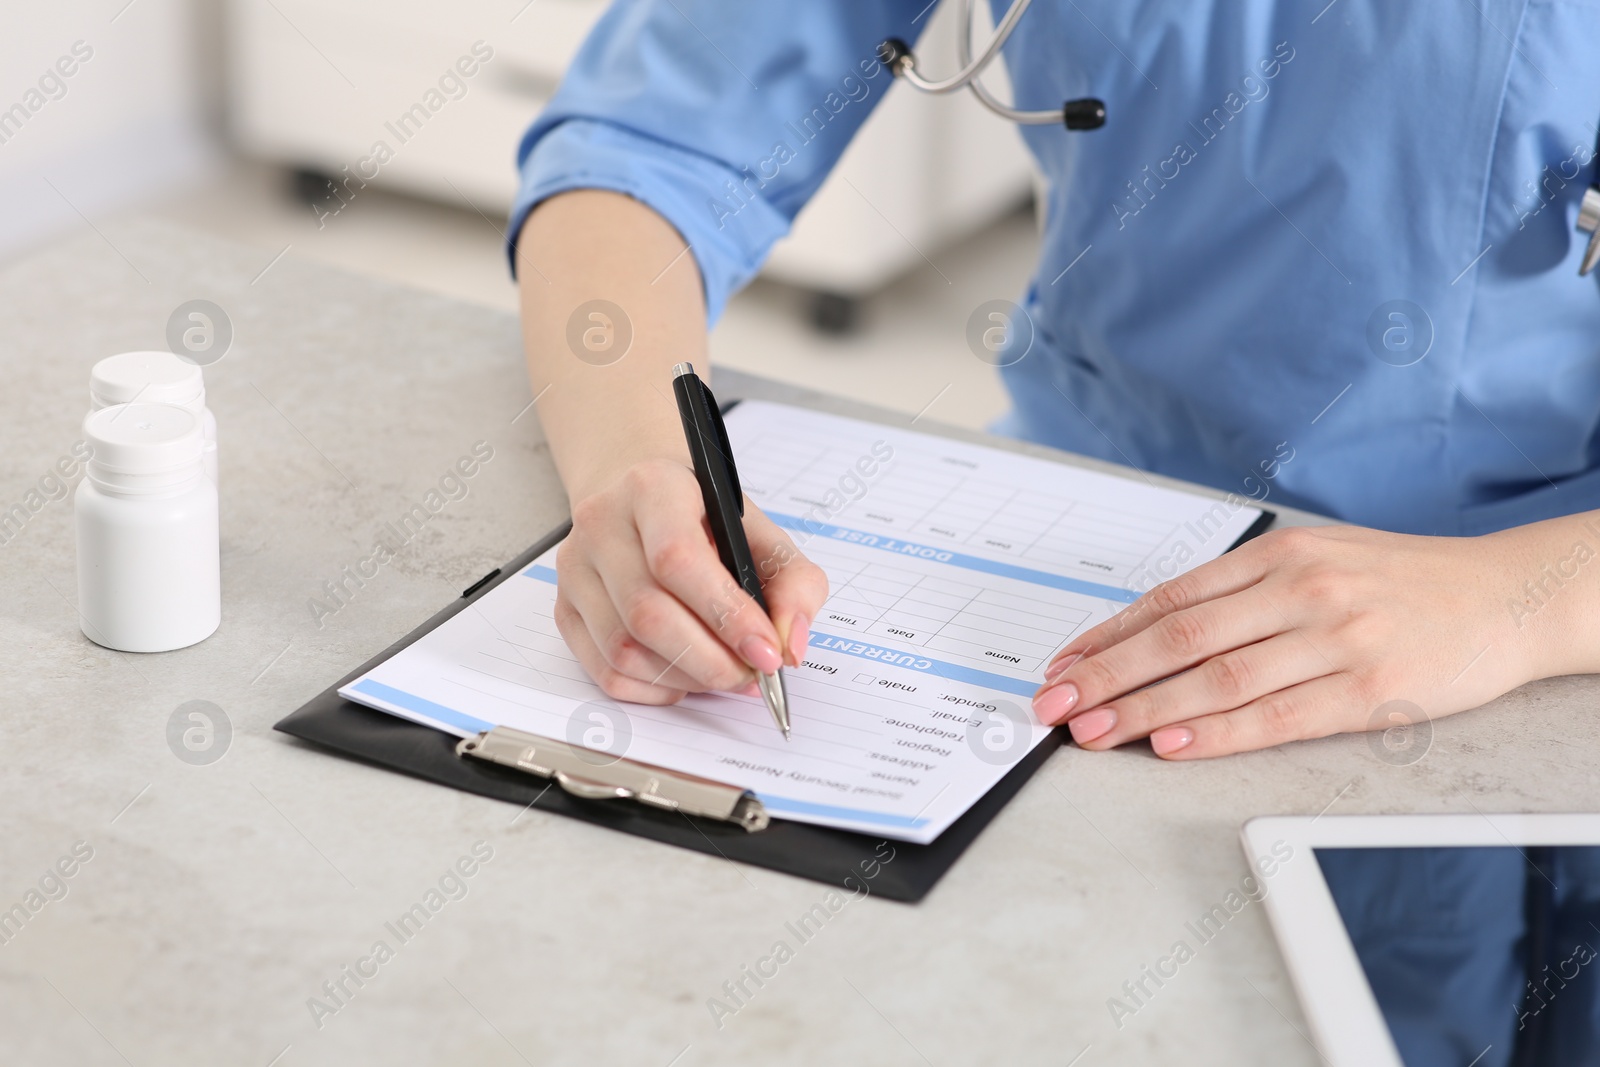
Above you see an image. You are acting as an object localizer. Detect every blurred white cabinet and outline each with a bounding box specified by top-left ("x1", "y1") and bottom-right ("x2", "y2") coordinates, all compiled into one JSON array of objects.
[{"x1": 225, "y1": 0, "x2": 1034, "y2": 302}]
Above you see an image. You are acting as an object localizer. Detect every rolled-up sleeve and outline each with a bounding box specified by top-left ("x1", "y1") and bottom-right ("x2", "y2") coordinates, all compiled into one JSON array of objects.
[{"x1": 509, "y1": 0, "x2": 925, "y2": 323}]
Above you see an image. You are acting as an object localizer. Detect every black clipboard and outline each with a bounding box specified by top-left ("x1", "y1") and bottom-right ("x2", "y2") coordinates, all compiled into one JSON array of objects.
[{"x1": 276, "y1": 431, "x2": 1276, "y2": 903}]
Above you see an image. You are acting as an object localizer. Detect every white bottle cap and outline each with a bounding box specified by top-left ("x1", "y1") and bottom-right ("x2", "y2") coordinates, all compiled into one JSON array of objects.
[
  {"x1": 84, "y1": 403, "x2": 205, "y2": 493},
  {"x1": 90, "y1": 351, "x2": 205, "y2": 411}
]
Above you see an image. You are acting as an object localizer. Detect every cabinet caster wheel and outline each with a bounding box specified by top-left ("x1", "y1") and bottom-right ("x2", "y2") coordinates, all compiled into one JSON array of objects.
[
  {"x1": 807, "y1": 291, "x2": 862, "y2": 336},
  {"x1": 289, "y1": 167, "x2": 337, "y2": 208}
]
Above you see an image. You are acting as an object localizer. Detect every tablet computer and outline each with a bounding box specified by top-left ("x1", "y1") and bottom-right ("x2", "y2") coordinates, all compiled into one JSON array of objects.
[{"x1": 1241, "y1": 813, "x2": 1600, "y2": 1067}]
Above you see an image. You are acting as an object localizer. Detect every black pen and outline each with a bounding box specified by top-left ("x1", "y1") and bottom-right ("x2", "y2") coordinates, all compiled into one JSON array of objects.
[{"x1": 671, "y1": 362, "x2": 791, "y2": 740}]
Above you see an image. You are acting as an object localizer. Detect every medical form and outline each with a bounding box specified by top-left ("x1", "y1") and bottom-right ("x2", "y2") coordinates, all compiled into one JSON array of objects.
[{"x1": 341, "y1": 401, "x2": 1265, "y2": 844}]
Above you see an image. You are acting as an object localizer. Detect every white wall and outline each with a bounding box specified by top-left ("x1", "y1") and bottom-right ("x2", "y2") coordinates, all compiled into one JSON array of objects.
[{"x1": 0, "y1": 0, "x2": 219, "y2": 260}]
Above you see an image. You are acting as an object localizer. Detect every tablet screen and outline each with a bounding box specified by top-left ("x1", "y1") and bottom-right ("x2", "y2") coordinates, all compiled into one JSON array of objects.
[{"x1": 1315, "y1": 846, "x2": 1600, "y2": 1067}]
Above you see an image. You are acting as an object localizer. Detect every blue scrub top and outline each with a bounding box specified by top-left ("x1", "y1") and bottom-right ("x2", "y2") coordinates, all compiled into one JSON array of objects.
[{"x1": 510, "y1": 1, "x2": 1600, "y2": 536}]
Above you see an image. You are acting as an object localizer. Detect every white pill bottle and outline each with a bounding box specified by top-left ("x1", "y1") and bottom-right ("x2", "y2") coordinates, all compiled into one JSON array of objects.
[
  {"x1": 76, "y1": 403, "x2": 221, "y2": 653},
  {"x1": 90, "y1": 351, "x2": 218, "y2": 484}
]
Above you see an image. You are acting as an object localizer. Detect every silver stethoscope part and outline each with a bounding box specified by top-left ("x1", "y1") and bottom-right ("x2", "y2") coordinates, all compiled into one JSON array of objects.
[
  {"x1": 1578, "y1": 184, "x2": 1600, "y2": 276},
  {"x1": 879, "y1": 0, "x2": 1106, "y2": 131},
  {"x1": 953, "y1": 0, "x2": 1059, "y2": 124}
]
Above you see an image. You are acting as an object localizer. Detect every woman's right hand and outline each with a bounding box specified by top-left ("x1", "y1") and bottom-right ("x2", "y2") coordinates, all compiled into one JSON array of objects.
[{"x1": 553, "y1": 458, "x2": 829, "y2": 704}]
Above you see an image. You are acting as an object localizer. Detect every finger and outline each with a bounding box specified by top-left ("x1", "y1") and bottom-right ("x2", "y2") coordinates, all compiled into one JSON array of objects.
[
  {"x1": 1145, "y1": 673, "x2": 1364, "y2": 760},
  {"x1": 742, "y1": 506, "x2": 829, "y2": 666},
  {"x1": 553, "y1": 585, "x2": 690, "y2": 705},
  {"x1": 556, "y1": 562, "x2": 702, "y2": 692},
  {"x1": 1065, "y1": 633, "x2": 1334, "y2": 749},
  {"x1": 1045, "y1": 540, "x2": 1274, "y2": 674},
  {"x1": 559, "y1": 552, "x2": 741, "y2": 692},
  {"x1": 1033, "y1": 586, "x2": 1288, "y2": 724},
  {"x1": 633, "y1": 490, "x2": 785, "y2": 675},
  {"x1": 587, "y1": 530, "x2": 757, "y2": 692}
]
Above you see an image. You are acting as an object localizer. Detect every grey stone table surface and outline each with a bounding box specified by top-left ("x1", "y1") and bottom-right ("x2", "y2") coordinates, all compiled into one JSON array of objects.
[{"x1": 2, "y1": 218, "x2": 1596, "y2": 1067}]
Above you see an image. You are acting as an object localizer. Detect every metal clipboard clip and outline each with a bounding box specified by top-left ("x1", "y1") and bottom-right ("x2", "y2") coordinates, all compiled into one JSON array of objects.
[{"x1": 456, "y1": 725, "x2": 770, "y2": 832}]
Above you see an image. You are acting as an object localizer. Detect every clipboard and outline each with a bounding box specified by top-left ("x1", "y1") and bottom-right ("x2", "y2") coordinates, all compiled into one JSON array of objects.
[{"x1": 277, "y1": 430, "x2": 1276, "y2": 904}]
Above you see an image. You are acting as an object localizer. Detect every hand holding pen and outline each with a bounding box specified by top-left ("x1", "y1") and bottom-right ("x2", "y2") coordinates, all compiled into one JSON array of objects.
[{"x1": 545, "y1": 369, "x2": 827, "y2": 714}]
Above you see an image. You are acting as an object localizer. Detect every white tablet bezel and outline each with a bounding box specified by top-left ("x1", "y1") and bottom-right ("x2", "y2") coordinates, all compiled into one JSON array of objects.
[{"x1": 1240, "y1": 812, "x2": 1600, "y2": 1067}]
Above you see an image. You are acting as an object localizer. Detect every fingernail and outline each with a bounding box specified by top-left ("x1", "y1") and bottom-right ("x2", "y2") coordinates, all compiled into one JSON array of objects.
[
  {"x1": 1068, "y1": 708, "x2": 1116, "y2": 745},
  {"x1": 738, "y1": 635, "x2": 783, "y2": 674},
  {"x1": 1150, "y1": 726, "x2": 1194, "y2": 756},
  {"x1": 1046, "y1": 648, "x2": 1091, "y2": 680},
  {"x1": 1031, "y1": 682, "x2": 1079, "y2": 725},
  {"x1": 788, "y1": 614, "x2": 809, "y2": 666}
]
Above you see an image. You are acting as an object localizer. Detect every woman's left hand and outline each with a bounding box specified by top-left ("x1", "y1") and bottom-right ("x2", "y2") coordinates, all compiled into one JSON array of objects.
[{"x1": 1031, "y1": 523, "x2": 1554, "y2": 759}]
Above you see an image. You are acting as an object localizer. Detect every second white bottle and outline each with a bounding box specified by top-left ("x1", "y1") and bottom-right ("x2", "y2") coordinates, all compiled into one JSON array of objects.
[{"x1": 90, "y1": 350, "x2": 218, "y2": 484}]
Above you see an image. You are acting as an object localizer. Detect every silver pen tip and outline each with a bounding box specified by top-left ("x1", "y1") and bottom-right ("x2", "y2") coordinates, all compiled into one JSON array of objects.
[
  {"x1": 756, "y1": 669, "x2": 791, "y2": 740},
  {"x1": 672, "y1": 361, "x2": 696, "y2": 379}
]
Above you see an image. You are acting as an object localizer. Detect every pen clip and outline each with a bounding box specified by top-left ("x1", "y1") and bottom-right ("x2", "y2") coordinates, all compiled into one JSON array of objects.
[{"x1": 700, "y1": 378, "x2": 743, "y2": 516}]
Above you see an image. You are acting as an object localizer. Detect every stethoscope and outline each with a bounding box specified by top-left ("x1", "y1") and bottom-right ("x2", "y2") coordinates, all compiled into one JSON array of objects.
[
  {"x1": 878, "y1": 0, "x2": 1106, "y2": 131},
  {"x1": 1579, "y1": 128, "x2": 1600, "y2": 274},
  {"x1": 884, "y1": 0, "x2": 1600, "y2": 277}
]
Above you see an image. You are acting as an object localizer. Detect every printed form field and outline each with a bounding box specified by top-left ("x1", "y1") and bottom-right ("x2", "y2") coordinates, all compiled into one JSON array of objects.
[
  {"x1": 740, "y1": 431, "x2": 1179, "y2": 584},
  {"x1": 808, "y1": 549, "x2": 1089, "y2": 675}
]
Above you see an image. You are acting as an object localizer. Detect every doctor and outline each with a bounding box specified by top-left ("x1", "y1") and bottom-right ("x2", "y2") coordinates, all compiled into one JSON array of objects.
[{"x1": 509, "y1": 1, "x2": 1600, "y2": 759}]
